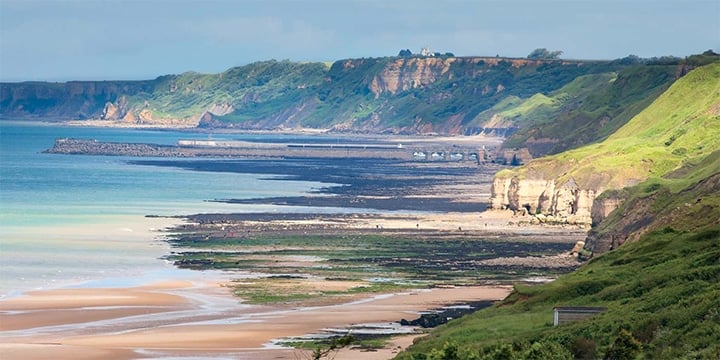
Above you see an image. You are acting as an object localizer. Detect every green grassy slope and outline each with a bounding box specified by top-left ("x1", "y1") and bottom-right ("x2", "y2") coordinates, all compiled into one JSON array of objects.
[
  {"x1": 473, "y1": 73, "x2": 617, "y2": 128},
  {"x1": 1, "y1": 54, "x2": 713, "y2": 149},
  {"x1": 148, "y1": 60, "x2": 328, "y2": 120},
  {"x1": 0, "y1": 56, "x2": 624, "y2": 134},
  {"x1": 502, "y1": 65, "x2": 678, "y2": 156},
  {"x1": 397, "y1": 154, "x2": 720, "y2": 360},
  {"x1": 396, "y1": 61, "x2": 720, "y2": 360},
  {"x1": 495, "y1": 61, "x2": 720, "y2": 190}
]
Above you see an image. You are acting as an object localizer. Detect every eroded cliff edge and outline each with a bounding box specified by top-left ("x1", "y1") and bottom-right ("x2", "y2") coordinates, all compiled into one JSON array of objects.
[
  {"x1": 489, "y1": 62, "x2": 720, "y2": 254},
  {"x1": 489, "y1": 156, "x2": 640, "y2": 225},
  {"x1": 1, "y1": 56, "x2": 618, "y2": 135}
]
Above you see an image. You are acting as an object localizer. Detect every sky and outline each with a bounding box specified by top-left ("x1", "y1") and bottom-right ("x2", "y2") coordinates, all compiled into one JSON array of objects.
[{"x1": 0, "y1": 0, "x2": 718, "y2": 82}]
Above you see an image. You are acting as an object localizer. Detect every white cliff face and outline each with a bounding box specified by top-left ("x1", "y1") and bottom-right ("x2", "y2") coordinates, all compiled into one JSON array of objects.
[
  {"x1": 490, "y1": 177, "x2": 512, "y2": 210},
  {"x1": 490, "y1": 175, "x2": 613, "y2": 224}
]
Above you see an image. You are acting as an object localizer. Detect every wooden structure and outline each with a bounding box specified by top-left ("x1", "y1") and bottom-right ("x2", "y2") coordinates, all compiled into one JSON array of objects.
[{"x1": 553, "y1": 306, "x2": 607, "y2": 326}]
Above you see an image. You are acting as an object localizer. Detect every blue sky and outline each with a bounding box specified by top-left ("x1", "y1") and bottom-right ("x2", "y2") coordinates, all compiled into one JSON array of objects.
[{"x1": 0, "y1": 0, "x2": 718, "y2": 81}]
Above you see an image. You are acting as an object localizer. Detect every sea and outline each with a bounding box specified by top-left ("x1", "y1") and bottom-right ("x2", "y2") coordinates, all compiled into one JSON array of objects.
[{"x1": 0, "y1": 121, "x2": 349, "y2": 297}]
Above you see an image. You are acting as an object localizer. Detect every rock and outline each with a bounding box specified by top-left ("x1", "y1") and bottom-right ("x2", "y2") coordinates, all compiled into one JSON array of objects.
[
  {"x1": 101, "y1": 102, "x2": 118, "y2": 120},
  {"x1": 490, "y1": 174, "x2": 614, "y2": 225},
  {"x1": 138, "y1": 109, "x2": 153, "y2": 122},
  {"x1": 207, "y1": 103, "x2": 234, "y2": 116},
  {"x1": 591, "y1": 192, "x2": 625, "y2": 226},
  {"x1": 571, "y1": 240, "x2": 585, "y2": 254},
  {"x1": 122, "y1": 111, "x2": 137, "y2": 123}
]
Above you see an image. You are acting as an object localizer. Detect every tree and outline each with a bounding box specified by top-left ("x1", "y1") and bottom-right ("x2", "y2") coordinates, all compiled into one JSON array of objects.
[
  {"x1": 527, "y1": 48, "x2": 563, "y2": 60},
  {"x1": 612, "y1": 54, "x2": 644, "y2": 65},
  {"x1": 604, "y1": 329, "x2": 641, "y2": 360},
  {"x1": 398, "y1": 49, "x2": 412, "y2": 57}
]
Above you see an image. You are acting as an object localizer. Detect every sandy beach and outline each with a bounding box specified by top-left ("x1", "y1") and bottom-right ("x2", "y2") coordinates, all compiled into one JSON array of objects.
[
  {"x1": 1, "y1": 131, "x2": 585, "y2": 359},
  {"x1": 0, "y1": 278, "x2": 511, "y2": 359},
  {"x1": 0, "y1": 209, "x2": 584, "y2": 359}
]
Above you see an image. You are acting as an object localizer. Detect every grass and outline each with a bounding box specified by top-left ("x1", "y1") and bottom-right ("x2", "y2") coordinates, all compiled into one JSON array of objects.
[
  {"x1": 502, "y1": 64, "x2": 678, "y2": 154},
  {"x1": 230, "y1": 277, "x2": 412, "y2": 304},
  {"x1": 472, "y1": 72, "x2": 617, "y2": 129},
  {"x1": 399, "y1": 224, "x2": 720, "y2": 359},
  {"x1": 283, "y1": 334, "x2": 389, "y2": 355},
  {"x1": 497, "y1": 62, "x2": 720, "y2": 191},
  {"x1": 397, "y1": 73, "x2": 720, "y2": 357}
]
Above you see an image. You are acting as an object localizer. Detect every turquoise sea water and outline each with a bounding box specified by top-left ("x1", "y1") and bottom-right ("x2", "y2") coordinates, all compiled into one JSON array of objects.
[{"x1": 0, "y1": 121, "x2": 339, "y2": 296}]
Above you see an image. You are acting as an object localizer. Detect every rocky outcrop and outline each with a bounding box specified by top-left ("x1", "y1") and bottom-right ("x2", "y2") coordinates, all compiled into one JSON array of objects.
[
  {"x1": 1, "y1": 81, "x2": 153, "y2": 119},
  {"x1": 369, "y1": 57, "x2": 456, "y2": 96},
  {"x1": 490, "y1": 175, "x2": 609, "y2": 225},
  {"x1": 101, "y1": 102, "x2": 119, "y2": 120},
  {"x1": 138, "y1": 109, "x2": 153, "y2": 123},
  {"x1": 367, "y1": 56, "x2": 559, "y2": 98},
  {"x1": 494, "y1": 148, "x2": 533, "y2": 165},
  {"x1": 207, "y1": 103, "x2": 234, "y2": 116},
  {"x1": 101, "y1": 95, "x2": 130, "y2": 120},
  {"x1": 590, "y1": 191, "x2": 626, "y2": 226},
  {"x1": 585, "y1": 171, "x2": 720, "y2": 255},
  {"x1": 122, "y1": 111, "x2": 137, "y2": 123}
]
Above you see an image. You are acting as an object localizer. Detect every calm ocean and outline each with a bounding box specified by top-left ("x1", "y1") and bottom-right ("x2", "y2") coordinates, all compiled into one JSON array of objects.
[{"x1": 0, "y1": 121, "x2": 339, "y2": 296}]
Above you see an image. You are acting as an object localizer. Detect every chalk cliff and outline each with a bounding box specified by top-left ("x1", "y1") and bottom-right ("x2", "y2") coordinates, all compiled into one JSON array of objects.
[
  {"x1": 490, "y1": 61, "x2": 720, "y2": 227},
  {"x1": 490, "y1": 173, "x2": 609, "y2": 224}
]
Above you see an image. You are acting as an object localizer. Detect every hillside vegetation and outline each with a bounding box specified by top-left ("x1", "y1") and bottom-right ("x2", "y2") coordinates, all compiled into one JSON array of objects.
[
  {"x1": 397, "y1": 63, "x2": 720, "y2": 360},
  {"x1": 502, "y1": 61, "x2": 719, "y2": 188},
  {"x1": 500, "y1": 64, "x2": 678, "y2": 156},
  {"x1": 4, "y1": 54, "x2": 705, "y2": 157},
  {"x1": 490, "y1": 61, "x2": 720, "y2": 223},
  {"x1": 398, "y1": 187, "x2": 719, "y2": 358}
]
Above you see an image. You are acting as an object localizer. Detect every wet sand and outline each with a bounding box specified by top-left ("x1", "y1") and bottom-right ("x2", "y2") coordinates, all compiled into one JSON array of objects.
[
  {"x1": 0, "y1": 280, "x2": 510, "y2": 359},
  {"x1": 0, "y1": 209, "x2": 581, "y2": 359},
  {"x1": 1, "y1": 135, "x2": 585, "y2": 359},
  {"x1": 0, "y1": 193, "x2": 584, "y2": 360}
]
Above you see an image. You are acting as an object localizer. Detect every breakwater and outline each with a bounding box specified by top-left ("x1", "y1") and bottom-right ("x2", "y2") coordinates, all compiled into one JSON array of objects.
[{"x1": 46, "y1": 138, "x2": 485, "y2": 161}]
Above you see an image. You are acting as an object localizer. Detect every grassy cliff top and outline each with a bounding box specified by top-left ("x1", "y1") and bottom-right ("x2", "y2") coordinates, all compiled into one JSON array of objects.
[{"x1": 496, "y1": 61, "x2": 720, "y2": 190}]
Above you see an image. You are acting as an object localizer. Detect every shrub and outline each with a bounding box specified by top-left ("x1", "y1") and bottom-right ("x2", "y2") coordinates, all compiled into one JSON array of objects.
[
  {"x1": 523, "y1": 341, "x2": 573, "y2": 360},
  {"x1": 605, "y1": 329, "x2": 642, "y2": 360},
  {"x1": 570, "y1": 337, "x2": 597, "y2": 360}
]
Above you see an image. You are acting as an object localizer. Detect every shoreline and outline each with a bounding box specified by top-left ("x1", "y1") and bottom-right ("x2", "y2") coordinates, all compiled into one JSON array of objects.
[
  {"x1": 0, "y1": 279, "x2": 512, "y2": 360},
  {"x1": 1, "y1": 125, "x2": 586, "y2": 358},
  {"x1": 0, "y1": 209, "x2": 585, "y2": 360},
  {"x1": 0, "y1": 215, "x2": 192, "y2": 299},
  {"x1": 1, "y1": 118, "x2": 505, "y2": 142}
]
